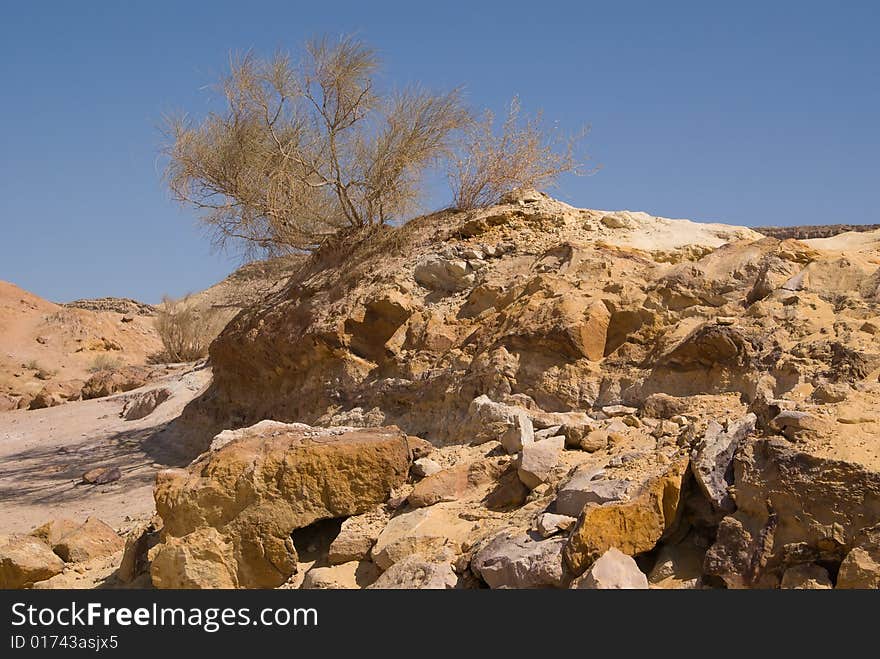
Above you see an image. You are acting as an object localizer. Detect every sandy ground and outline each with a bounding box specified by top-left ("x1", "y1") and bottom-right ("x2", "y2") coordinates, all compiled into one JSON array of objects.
[{"x1": 0, "y1": 365, "x2": 211, "y2": 534}]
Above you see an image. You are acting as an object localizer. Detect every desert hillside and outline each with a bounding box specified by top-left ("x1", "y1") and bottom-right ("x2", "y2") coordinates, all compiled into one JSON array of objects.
[
  {"x1": 3, "y1": 192, "x2": 880, "y2": 591},
  {"x1": 0, "y1": 282, "x2": 162, "y2": 411}
]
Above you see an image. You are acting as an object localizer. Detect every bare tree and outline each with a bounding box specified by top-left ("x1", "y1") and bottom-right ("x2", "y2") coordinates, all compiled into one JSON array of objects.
[
  {"x1": 448, "y1": 97, "x2": 592, "y2": 210},
  {"x1": 165, "y1": 35, "x2": 470, "y2": 254}
]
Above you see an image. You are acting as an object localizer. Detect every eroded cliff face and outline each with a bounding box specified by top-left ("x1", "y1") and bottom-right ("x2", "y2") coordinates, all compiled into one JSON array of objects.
[
  {"x1": 185, "y1": 193, "x2": 747, "y2": 440},
  {"x1": 141, "y1": 190, "x2": 880, "y2": 590},
  {"x1": 186, "y1": 191, "x2": 878, "y2": 447}
]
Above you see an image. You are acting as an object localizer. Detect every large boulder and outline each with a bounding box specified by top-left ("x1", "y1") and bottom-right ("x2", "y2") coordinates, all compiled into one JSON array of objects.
[
  {"x1": 564, "y1": 455, "x2": 689, "y2": 575},
  {"x1": 0, "y1": 535, "x2": 65, "y2": 588},
  {"x1": 836, "y1": 525, "x2": 880, "y2": 589},
  {"x1": 152, "y1": 422, "x2": 411, "y2": 588}
]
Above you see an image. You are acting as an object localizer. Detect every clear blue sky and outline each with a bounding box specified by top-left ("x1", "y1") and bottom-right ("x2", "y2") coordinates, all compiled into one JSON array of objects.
[{"x1": 1, "y1": 1, "x2": 877, "y2": 303}]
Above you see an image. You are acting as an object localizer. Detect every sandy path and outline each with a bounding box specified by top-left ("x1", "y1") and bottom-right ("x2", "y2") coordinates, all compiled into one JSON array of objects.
[{"x1": 0, "y1": 365, "x2": 211, "y2": 534}]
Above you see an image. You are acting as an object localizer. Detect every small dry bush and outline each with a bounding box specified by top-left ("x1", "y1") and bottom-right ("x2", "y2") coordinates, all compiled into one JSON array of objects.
[
  {"x1": 448, "y1": 97, "x2": 593, "y2": 210},
  {"x1": 153, "y1": 295, "x2": 215, "y2": 363},
  {"x1": 88, "y1": 354, "x2": 123, "y2": 373}
]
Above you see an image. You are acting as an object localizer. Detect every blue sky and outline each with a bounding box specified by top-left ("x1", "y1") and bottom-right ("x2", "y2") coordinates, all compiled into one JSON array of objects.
[{"x1": 1, "y1": 1, "x2": 877, "y2": 303}]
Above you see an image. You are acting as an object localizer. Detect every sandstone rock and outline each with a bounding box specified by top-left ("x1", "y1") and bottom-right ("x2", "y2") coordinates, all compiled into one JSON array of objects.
[
  {"x1": 535, "y1": 513, "x2": 577, "y2": 538},
  {"x1": 29, "y1": 518, "x2": 81, "y2": 547},
  {"x1": 705, "y1": 438, "x2": 880, "y2": 588},
  {"x1": 648, "y1": 538, "x2": 705, "y2": 589},
  {"x1": 836, "y1": 525, "x2": 880, "y2": 589},
  {"x1": 535, "y1": 425, "x2": 562, "y2": 439},
  {"x1": 471, "y1": 531, "x2": 565, "y2": 589},
  {"x1": 642, "y1": 393, "x2": 689, "y2": 419},
  {"x1": 496, "y1": 288, "x2": 611, "y2": 361},
  {"x1": 328, "y1": 508, "x2": 390, "y2": 565},
  {"x1": 564, "y1": 456, "x2": 689, "y2": 574},
  {"x1": 659, "y1": 324, "x2": 752, "y2": 371},
  {"x1": 602, "y1": 404, "x2": 637, "y2": 417},
  {"x1": 153, "y1": 423, "x2": 410, "y2": 588},
  {"x1": 51, "y1": 517, "x2": 124, "y2": 562},
  {"x1": 28, "y1": 381, "x2": 82, "y2": 409},
  {"x1": 500, "y1": 410, "x2": 534, "y2": 454},
  {"x1": 412, "y1": 457, "x2": 442, "y2": 478},
  {"x1": 369, "y1": 556, "x2": 458, "y2": 589},
  {"x1": 780, "y1": 564, "x2": 833, "y2": 589},
  {"x1": 837, "y1": 548, "x2": 880, "y2": 589},
  {"x1": 371, "y1": 504, "x2": 476, "y2": 570},
  {"x1": 770, "y1": 410, "x2": 826, "y2": 439},
  {"x1": 702, "y1": 516, "x2": 759, "y2": 589},
  {"x1": 812, "y1": 382, "x2": 849, "y2": 404},
  {"x1": 406, "y1": 436, "x2": 434, "y2": 460},
  {"x1": 483, "y1": 466, "x2": 530, "y2": 511},
  {"x1": 691, "y1": 413, "x2": 756, "y2": 511},
  {"x1": 149, "y1": 528, "x2": 238, "y2": 589},
  {"x1": 81, "y1": 466, "x2": 122, "y2": 485},
  {"x1": 81, "y1": 366, "x2": 150, "y2": 400},
  {"x1": 465, "y1": 395, "x2": 531, "y2": 445},
  {"x1": 122, "y1": 387, "x2": 171, "y2": 420},
  {"x1": 571, "y1": 547, "x2": 649, "y2": 589},
  {"x1": 414, "y1": 256, "x2": 475, "y2": 292},
  {"x1": 517, "y1": 435, "x2": 564, "y2": 489},
  {"x1": 578, "y1": 429, "x2": 610, "y2": 452},
  {"x1": 301, "y1": 561, "x2": 380, "y2": 589},
  {"x1": 408, "y1": 459, "x2": 504, "y2": 508},
  {"x1": 554, "y1": 468, "x2": 630, "y2": 518},
  {"x1": 117, "y1": 520, "x2": 161, "y2": 584},
  {"x1": 0, "y1": 535, "x2": 65, "y2": 588}
]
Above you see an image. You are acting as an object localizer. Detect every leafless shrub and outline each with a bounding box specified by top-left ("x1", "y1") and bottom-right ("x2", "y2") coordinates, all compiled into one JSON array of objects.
[
  {"x1": 88, "y1": 354, "x2": 123, "y2": 373},
  {"x1": 153, "y1": 295, "x2": 215, "y2": 362},
  {"x1": 448, "y1": 97, "x2": 593, "y2": 210},
  {"x1": 164, "y1": 35, "x2": 470, "y2": 255}
]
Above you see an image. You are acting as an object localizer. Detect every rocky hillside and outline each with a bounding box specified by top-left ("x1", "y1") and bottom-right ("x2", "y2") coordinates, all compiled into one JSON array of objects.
[
  {"x1": 0, "y1": 281, "x2": 163, "y2": 411},
  {"x1": 5, "y1": 191, "x2": 879, "y2": 590},
  {"x1": 122, "y1": 189, "x2": 876, "y2": 590}
]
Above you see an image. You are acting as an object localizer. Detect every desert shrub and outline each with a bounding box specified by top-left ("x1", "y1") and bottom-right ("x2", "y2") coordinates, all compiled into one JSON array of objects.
[
  {"x1": 88, "y1": 354, "x2": 123, "y2": 373},
  {"x1": 166, "y1": 35, "x2": 593, "y2": 254},
  {"x1": 153, "y1": 295, "x2": 215, "y2": 362},
  {"x1": 164, "y1": 35, "x2": 469, "y2": 255},
  {"x1": 448, "y1": 97, "x2": 592, "y2": 210}
]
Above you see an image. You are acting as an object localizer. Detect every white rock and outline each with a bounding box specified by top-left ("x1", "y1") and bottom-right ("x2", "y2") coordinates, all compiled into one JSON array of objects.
[
  {"x1": 517, "y1": 435, "x2": 564, "y2": 489},
  {"x1": 501, "y1": 410, "x2": 535, "y2": 454},
  {"x1": 571, "y1": 547, "x2": 648, "y2": 589},
  {"x1": 535, "y1": 513, "x2": 577, "y2": 538},
  {"x1": 412, "y1": 457, "x2": 442, "y2": 478}
]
